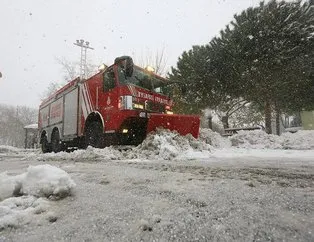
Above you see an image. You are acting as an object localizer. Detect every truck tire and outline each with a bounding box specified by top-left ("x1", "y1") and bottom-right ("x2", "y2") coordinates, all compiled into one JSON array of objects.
[
  {"x1": 41, "y1": 136, "x2": 51, "y2": 153},
  {"x1": 85, "y1": 121, "x2": 104, "y2": 148},
  {"x1": 51, "y1": 130, "x2": 62, "y2": 153}
]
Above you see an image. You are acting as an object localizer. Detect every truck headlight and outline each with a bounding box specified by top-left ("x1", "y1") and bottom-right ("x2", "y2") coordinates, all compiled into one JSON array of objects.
[{"x1": 133, "y1": 103, "x2": 144, "y2": 109}]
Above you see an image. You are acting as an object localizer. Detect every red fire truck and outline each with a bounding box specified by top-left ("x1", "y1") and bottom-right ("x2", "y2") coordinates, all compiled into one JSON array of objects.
[{"x1": 38, "y1": 56, "x2": 200, "y2": 153}]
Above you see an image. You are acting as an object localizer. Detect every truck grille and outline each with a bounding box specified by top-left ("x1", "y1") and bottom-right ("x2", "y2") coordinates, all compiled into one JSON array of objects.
[{"x1": 145, "y1": 101, "x2": 165, "y2": 113}]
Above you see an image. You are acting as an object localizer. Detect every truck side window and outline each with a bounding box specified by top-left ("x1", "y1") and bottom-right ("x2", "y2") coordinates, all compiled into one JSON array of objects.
[{"x1": 103, "y1": 68, "x2": 115, "y2": 91}]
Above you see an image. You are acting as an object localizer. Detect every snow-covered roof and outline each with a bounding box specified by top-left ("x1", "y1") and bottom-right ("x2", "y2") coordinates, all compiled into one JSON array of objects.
[{"x1": 24, "y1": 123, "x2": 38, "y2": 129}]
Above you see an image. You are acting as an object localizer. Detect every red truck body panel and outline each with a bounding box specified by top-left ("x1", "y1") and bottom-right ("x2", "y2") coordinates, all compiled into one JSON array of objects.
[{"x1": 147, "y1": 113, "x2": 200, "y2": 138}]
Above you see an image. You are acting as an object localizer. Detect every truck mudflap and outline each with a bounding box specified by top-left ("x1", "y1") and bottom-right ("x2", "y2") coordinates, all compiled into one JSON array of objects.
[{"x1": 147, "y1": 113, "x2": 200, "y2": 138}]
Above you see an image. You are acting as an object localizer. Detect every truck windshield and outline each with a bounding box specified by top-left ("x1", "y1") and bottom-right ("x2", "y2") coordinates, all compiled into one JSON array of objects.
[{"x1": 118, "y1": 66, "x2": 169, "y2": 95}]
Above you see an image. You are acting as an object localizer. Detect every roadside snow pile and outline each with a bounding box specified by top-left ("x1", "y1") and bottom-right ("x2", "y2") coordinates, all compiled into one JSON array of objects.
[
  {"x1": 0, "y1": 172, "x2": 23, "y2": 201},
  {"x1": 0, "y1": 164, "x2": 76, "y2": 201},
  {"x1": 21, "y1": 165, "x2": 76, "y2": 198},
  {"x1": 230, "y1": 130, "x2": 314, "y2": 150},
  {"x1": 126, "y1": 128, "x2": 211, "y2": 160},
  {"x1": 31, "y1": 129, "x2": 213, "y2": 161},
  {"x1": 230, "y1": 130, "x2": 282, "y2": 149},
  {"x1": 0, "y1": 145, "x2": 39, "y2": 158},
  {"x1": 23, "y1": 129, "x2": 314, "y2": 163},
  {"x1": 280, "y1": 130, "x2": 314, "y2": 150},
  {"x1": 0, "y1": 165, "x2": 75, "y2": 230},
  {"x1": 33, "y1": 146, "x2": 123, "y2": 162},
  {"x1": 199, "y1": 128, "x2": 231, "y2": 148},
  {"x1": 0, "y1": 145, "x2": 21, "y2": 154}
]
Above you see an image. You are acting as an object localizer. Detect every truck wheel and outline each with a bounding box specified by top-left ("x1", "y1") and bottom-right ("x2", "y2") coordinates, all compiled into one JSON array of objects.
[
  {"x1": 51, "y1": 130, "x2": 62, "y2": 153},
  {"x1": 85, "y1": 121, "x2": 104, "y2": 148},
  {"x1": 41, "y1": 136, "x2": 51, "y2": 153}
]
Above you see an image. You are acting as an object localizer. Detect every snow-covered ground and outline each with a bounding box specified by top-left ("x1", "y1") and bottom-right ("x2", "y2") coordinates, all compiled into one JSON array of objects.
[
  {"x1": 19, "y1": 129, "x2": 314, "y2": 162},
  {"x1": 0, "y1": 165, "x2": 75, "y2": 231},
  {"x1": 229, "y1": 130, "x2": 314, "y2": 150},
  {"x1": 0, "y1": 129, "x2": 313, "y2": 241}
]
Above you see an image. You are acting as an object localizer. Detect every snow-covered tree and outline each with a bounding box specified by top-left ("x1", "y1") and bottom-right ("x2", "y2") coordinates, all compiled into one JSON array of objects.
[{"x1": 171, "y1": 0, "x2": 314, "y2": 133}]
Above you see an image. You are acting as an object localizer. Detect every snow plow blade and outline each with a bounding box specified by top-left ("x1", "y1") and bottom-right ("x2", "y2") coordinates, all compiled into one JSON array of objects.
[{"x1": 147, "y1": 114, "x2": 200, "y2": 138}]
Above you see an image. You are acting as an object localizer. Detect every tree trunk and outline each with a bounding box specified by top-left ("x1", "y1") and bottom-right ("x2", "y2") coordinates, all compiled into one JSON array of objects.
[
  {"x1": 24, "y1": 129, "x2": 28, "y2": 149},
  {"x1": 208, "y1": 116, "x2": 213, "y2": 130},
  {"x1": 275, "y1": 104, "x2": 281, "y2": 135},
  {"x1": 265, "y1": 100, "x2": 272, "y2": 134},
  {"x1": 222, "y1": 116, "x2": 229, "y2": 130}
]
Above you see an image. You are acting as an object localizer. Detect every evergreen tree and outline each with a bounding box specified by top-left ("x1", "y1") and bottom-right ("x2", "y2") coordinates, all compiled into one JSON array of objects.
[
  {"x1": 171, "y1": 0, "x2": 314, "y2": 133},
  {"x1": 170, "y1": 45, "x2": 216, "y2": 114}
]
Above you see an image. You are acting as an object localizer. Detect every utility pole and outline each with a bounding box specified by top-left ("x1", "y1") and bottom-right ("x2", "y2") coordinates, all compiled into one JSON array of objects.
[{"x1": 73, "y1": 39, "x2": 94, "y2": 80}]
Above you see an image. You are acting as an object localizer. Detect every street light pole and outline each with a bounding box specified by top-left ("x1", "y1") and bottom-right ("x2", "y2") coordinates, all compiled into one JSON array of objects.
[{"x1": 73, "y1": 39, "x2": 94, "y2": 80}]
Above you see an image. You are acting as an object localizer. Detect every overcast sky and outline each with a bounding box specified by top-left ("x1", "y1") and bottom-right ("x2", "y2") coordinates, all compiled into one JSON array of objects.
[{"x1": 0, "y1": 0, "x2": 263, "y2": 108}]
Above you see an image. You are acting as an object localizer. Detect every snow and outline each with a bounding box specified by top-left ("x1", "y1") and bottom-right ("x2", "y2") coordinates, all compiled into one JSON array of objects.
[
  {"x1": 230, "y1": 130, "x2": 314, "y2": 150},
  {"x1": 0, "y1": 173, "x2": 23, "y2": 201},
  {"x1": 31, "y1": 129, "x2": 212, "y2": 161},
  {"x1": 0, "y1": 165, "x2": 75, "y2": 230},
  {"x1": 23, "y1": 129, "x2": 314, "y2": 163},
  {"x1": 199, "y1": 128, "x2": 231, "y2": 148},
  {"x1": 0, "y1": 145, "x2": 21, "y2": 154},
  {"x1": 230, "y1": 130, "x2": 282, "y2": 149},
  {"x1": 126, "y1": 128, "x2": 211, "y2": 160},
  {"x1": 0, "y1": 164, "x2": 76, "y2": 200},
  {"x1": 24, "y1": 123, "x2": 38, "y2": 129},
  {"x1": 211, "y1": 148, "x2": 314, "y2": 161},
  {"x1": 0, "y1": 196, "x2": 50, "y2": 230},
  {"x1": 0, "y1": 145, "x2": 37, "y2": 155},
  {"x1": 22, "y1": 165, "x2": 76, "y2": 198},
  {"x1": 280, "y1": 131, "x2": 314, "y2": 150},
  {"x1": 32, "y1": 146, "x2": 123, "y2": 162},
  {"x1": 0, "y1": 129, "x2": 313, "y2": 239}
]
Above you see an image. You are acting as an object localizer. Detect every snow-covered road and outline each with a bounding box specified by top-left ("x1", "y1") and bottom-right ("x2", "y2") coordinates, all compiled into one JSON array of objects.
[
  {"x1": 1, "y1": 151, "x2": 313, "y2": 242},
  {"x1": 1, "y1": 130, "x2": 314, "y2": 241}
]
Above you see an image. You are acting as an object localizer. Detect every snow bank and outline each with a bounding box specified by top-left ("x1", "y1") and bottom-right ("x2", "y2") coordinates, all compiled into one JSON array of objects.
[
  {"x1": 230, "y1": 130, "x2": 282, "y2": 149},
  {"x1": 33, "y1": 146, "x2": 123, "y2": 162},
  {"x1": 280, "y1": 131, "x2": 314, "y2": 150},
  {"x1": 0, "y1": 165, "x2": 75, "y2": 230},
  {"x1": 126, "y1": 128, "x2": 211, "y2": 160},
  {"x1": 0, "y1": 173, "x2": 23, "y2": 201},
  {"x1": 0, "y1": 145, "x2": 21, "y2": 154},
  {"x1": 0, "y1": 164, "x2": 75, "y2": 201},
  {"x1": 21, "y1": 129, "x2": 314, "y2": 163},
  {"x1": 22, "y1": 165, "x2": 76, "y2": 198},
  {"x1": 230, "y1": 130, "x2": 314, "y2": 150},
  {"x1": 31, "y1": 129, "x2": 212, "y2": 161},
  {"x1": 0, "y1": 145, "x2": 40, "y2": 158},
  {"x1": 199, "y1": 128, "x2": 231, "y2": 148}
]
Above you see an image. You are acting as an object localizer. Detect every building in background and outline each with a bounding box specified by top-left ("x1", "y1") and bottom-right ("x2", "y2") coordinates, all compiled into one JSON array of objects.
[
  {"x1": 24, "y1": 124, "x2": 38, "y2": 149},
  {"x1": 300, "y1": 111, "x2": 314, "y2": 130}
]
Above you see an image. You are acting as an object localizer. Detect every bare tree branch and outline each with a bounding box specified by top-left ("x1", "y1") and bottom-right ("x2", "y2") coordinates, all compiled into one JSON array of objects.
[
  {"x1": 136, "y1": 47, "x2": 168, "y2": 76},
  {"x1": 55, "y1": 57, "x2": 78, "y2": 81}
]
